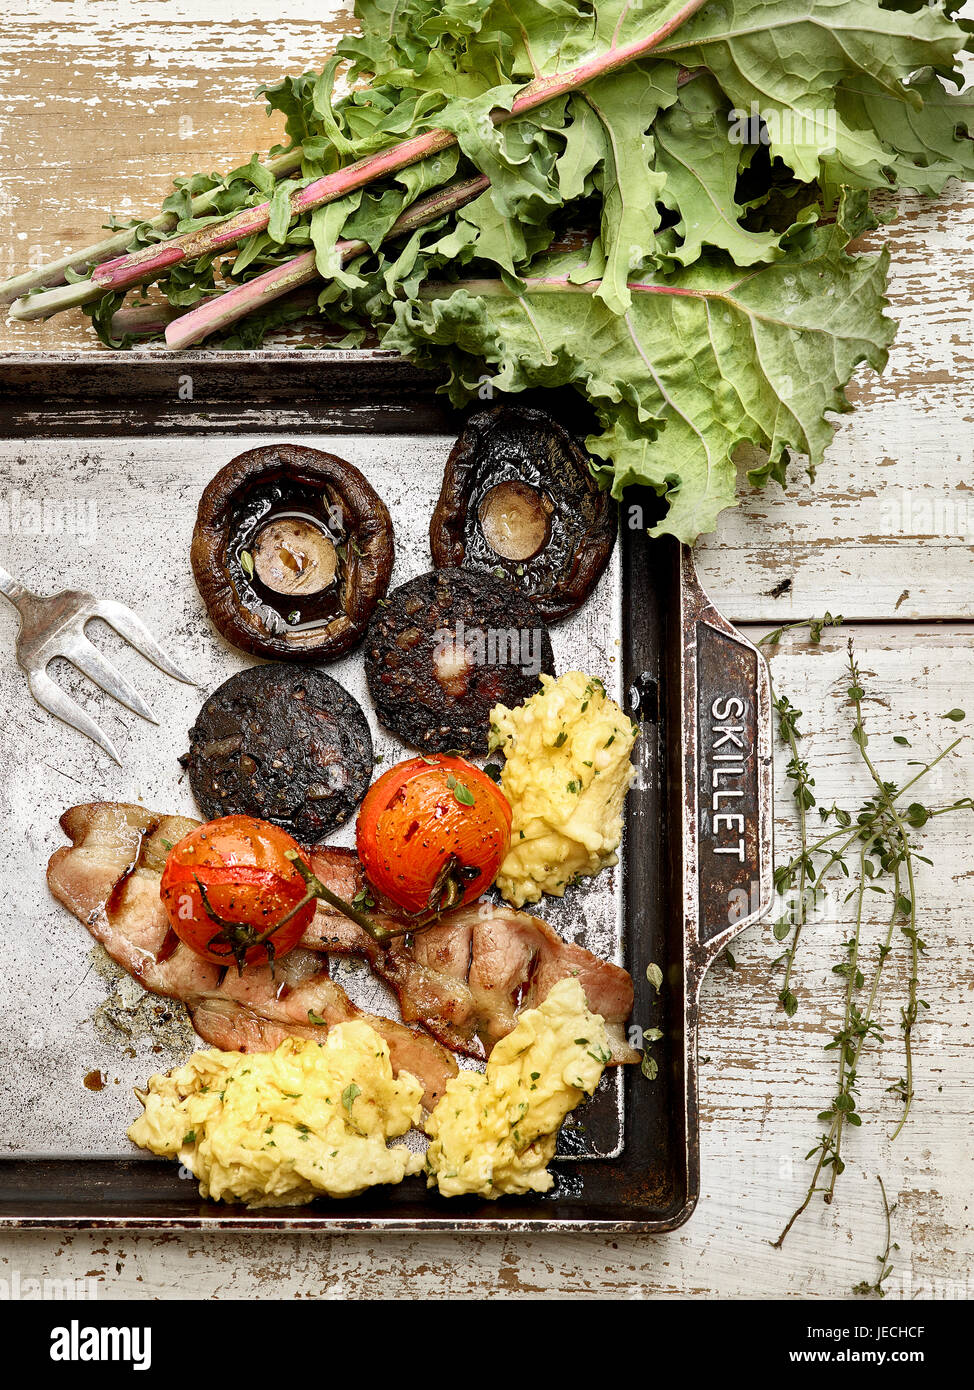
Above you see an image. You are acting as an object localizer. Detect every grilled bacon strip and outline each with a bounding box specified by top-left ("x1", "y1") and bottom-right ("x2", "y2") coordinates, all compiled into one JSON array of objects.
[
  {"x1": 47, "y1": 802, "x2": 457, "y2": 1108},
  {"x1": 47, "y1": 802, "x2": 637, "y2": 1096},
  {"x1": 303, "y1": 847, "x2": 638, "y2": 1064}
]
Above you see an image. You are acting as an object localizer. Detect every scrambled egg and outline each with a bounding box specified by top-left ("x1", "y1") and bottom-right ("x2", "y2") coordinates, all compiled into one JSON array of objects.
[
  {"x1": 128, "y1": 1026, "x2": 424, "y2": 1207},
  {"x1": 128, "y1": 983, "x2": 610, "y2": 1206},
  {"x1": 424, "y1": 977, "x2": 610, "y2": 1199},
  {"x1": 490, "y1": 670, "x2": 638, "y2": 907}
]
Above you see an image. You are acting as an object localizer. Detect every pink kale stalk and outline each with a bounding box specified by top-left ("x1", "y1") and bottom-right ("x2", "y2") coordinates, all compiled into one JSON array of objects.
[
  {"x1": 88, "y1": 0, "x2": 711, "y2": 295},
  {"x1": 109, "y1": 304, "x2": 182, "y2": 338},
  {"x1": 94, "y1": 130, "x2": 459, "y2": 293},
  {"x1": 164, "y1": 173, "x2": 490, "y2": 350},
  {"x1": 2, "y1": 147, "x2": 303, "y2": 313},
  {"x1": 162, "y1": 251, "x2": 322, "y2": 350}
]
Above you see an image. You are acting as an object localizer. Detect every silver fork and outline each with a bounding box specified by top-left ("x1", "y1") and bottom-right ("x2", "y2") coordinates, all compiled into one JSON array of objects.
[{"x1": 0, "y1": 564, "x2": 194, "y2": 765}]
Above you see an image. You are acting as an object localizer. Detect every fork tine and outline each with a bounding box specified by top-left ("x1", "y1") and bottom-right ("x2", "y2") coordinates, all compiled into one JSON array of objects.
[
  {"x1": 62, "y1": 633, "x2": 158, "y2": 723},
  {"x1": 27, "y1": 668, "x2": 123, "y2": 765},
  {"x1": 92, "y1": 599, "x2": 195, "y2": 685}
]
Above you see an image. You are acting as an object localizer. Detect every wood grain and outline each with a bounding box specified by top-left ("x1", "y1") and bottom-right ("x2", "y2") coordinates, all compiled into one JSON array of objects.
[{"x1": 0, "y1": 0, "x2": 971, "y2": 1301}]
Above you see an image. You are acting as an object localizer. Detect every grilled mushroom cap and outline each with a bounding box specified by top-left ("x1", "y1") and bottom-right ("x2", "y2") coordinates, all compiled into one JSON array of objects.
[
  {"x1": 192, "y1": 443, "x2": 394, "y2": 662},
  {"x1": 430, "y1": 405, "x2": 617, "y2": 623}
]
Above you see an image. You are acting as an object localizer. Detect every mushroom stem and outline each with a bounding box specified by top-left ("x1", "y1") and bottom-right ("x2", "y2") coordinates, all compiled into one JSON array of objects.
[
  {"x1": 479, "y1": 481, "x2": 551, "y2": 561},
  {"x1": 253, "y1": 517, "x2": 338, "y2": 596}
]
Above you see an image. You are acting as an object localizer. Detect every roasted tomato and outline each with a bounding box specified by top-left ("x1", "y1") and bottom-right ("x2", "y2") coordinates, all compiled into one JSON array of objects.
[
  {"x1": 356, "y1": 755, "x2": 512, "y2": 916},
  {"x1": 160, "y1": 815, "x2": 315, "y2": 968}
]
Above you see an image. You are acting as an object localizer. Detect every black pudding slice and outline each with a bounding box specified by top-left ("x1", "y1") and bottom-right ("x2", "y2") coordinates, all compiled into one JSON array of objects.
[
  {"x1": 184, "y1": 664, "x2": 373, "y2": 843},
  {"x1": 365, "y1": 567, "x2": 555, "y2": 755}
]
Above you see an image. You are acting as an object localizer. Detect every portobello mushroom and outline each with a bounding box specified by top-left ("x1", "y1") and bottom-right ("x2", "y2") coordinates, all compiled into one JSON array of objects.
[
  {"x1": 430, "y1": 405, "x2": 616, "y2": 623},
  {"x1": 365, "y1": 567, "x2": 555, "y2": 755},
  {"x1": 183, "y1": 665, "x2": 373, "y2": 843},
  {"x1": 191, "y1": 443, "x2": 394, "y2": 662}
]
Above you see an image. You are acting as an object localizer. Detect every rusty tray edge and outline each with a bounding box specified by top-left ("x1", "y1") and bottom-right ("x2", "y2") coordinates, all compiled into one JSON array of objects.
[{"x1": 0, "y1": 352, "x2": 774, "y2": 1233}]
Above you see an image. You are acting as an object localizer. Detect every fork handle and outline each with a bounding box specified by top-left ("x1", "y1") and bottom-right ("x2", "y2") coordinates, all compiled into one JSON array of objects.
[{"x1": 0, "y1": 564, "x2": 30, "y2": 609}]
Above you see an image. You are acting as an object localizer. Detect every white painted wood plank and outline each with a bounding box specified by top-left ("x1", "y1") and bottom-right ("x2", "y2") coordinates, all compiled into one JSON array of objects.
[{"x1": 696, "y1": 184, "x2": 974, "y2": 623}]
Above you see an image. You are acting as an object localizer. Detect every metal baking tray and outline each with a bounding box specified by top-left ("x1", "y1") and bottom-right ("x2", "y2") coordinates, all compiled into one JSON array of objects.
[{"x1": 0, "y1": 352, "x2": 773, "y2": 1231}]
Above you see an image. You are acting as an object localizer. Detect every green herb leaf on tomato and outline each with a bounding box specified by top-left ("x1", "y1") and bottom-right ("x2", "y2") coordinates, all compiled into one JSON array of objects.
[{"x1": 447, "y1": 772, "x2": 476, "y2": 807}]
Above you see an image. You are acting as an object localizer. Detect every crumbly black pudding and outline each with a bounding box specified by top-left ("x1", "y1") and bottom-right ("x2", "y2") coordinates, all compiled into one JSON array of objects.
[{"x1": 183, "y1": 664, "x2": 373, "y2": 843}]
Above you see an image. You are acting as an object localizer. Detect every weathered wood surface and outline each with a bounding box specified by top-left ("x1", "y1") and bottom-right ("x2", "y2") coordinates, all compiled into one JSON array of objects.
[{"x1": 0, "y1": 1, "x2": 971, "y2": 1301}]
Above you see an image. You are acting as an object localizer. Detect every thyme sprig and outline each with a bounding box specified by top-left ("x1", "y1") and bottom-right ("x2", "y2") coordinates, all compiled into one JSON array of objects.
[
  {"x1": 192, "y1": 850, "x2": 400, "y2": 973},
  {"x1": 852, "y1": 1177, "x2": 899, "y2": 1299},
  {"x1": 762, "y1": 613, "x2": 842, "y2": 1015},
  {"x1": 758, "y1": 623, "x2": 970, "y2": 1253}
]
